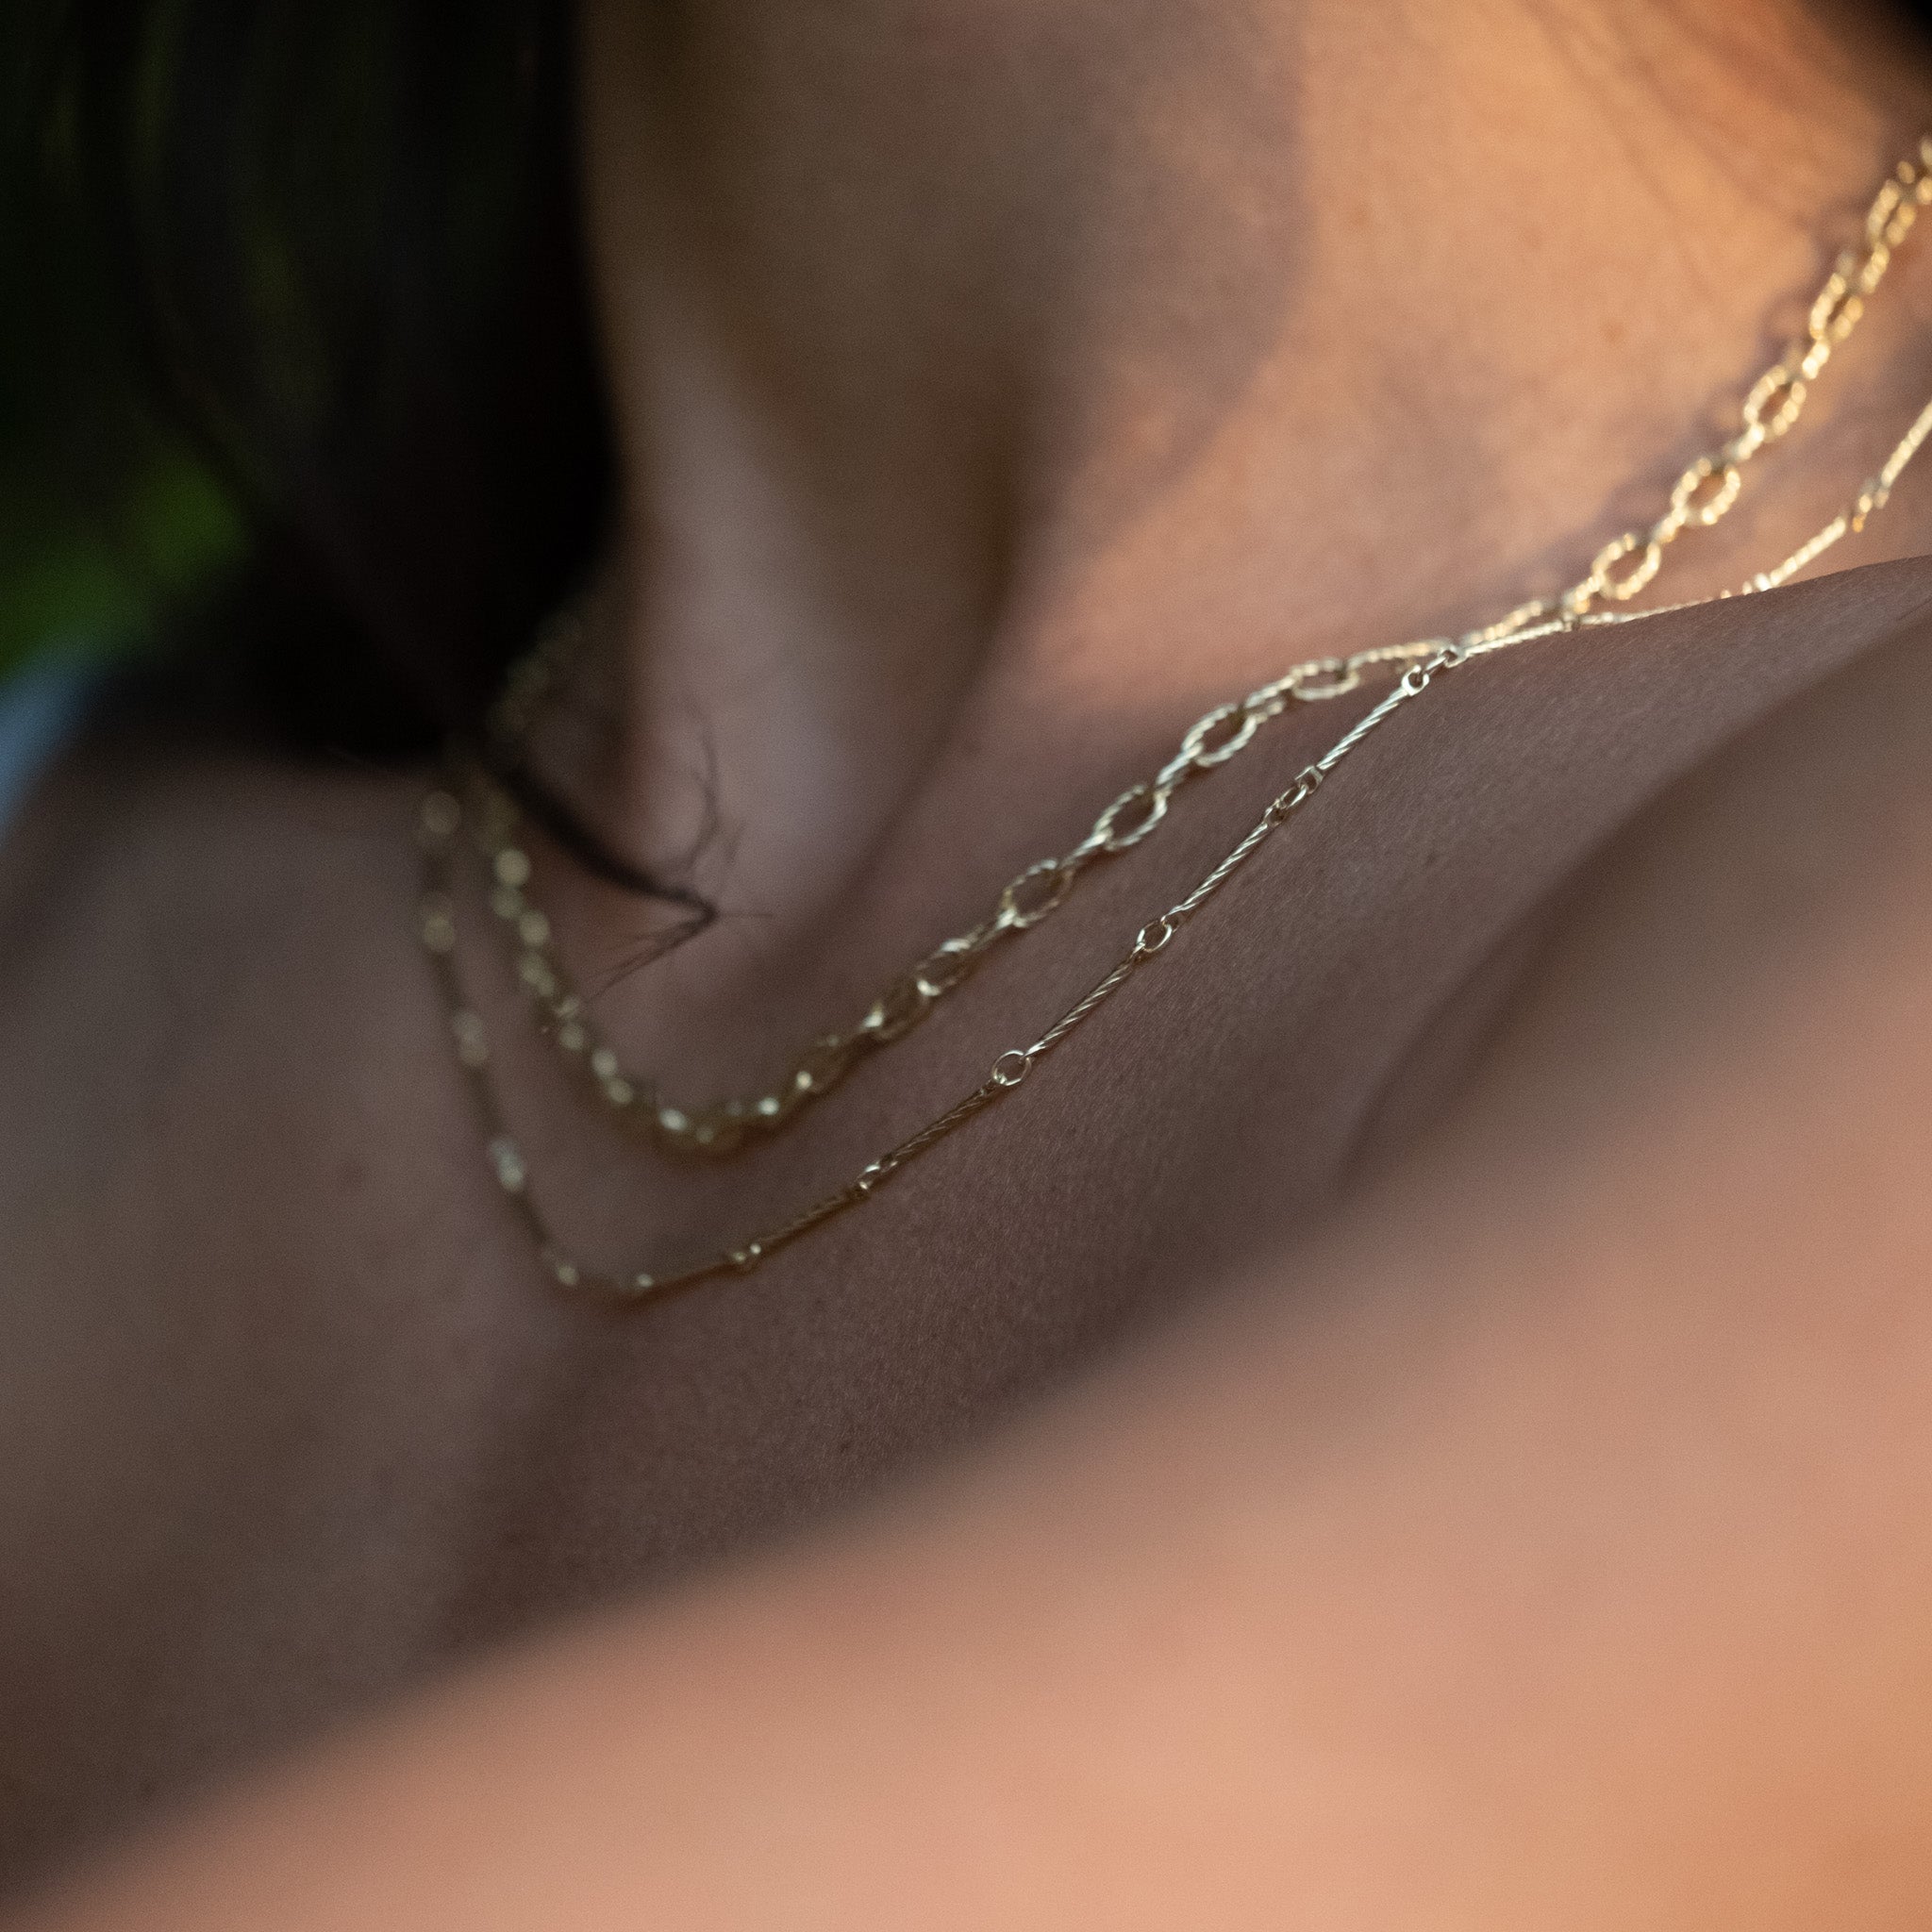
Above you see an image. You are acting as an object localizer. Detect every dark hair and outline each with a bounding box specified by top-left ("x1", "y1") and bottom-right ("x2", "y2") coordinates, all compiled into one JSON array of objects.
[{"x1": 16, "y1": 0, "x2": 608, "y2": 756}]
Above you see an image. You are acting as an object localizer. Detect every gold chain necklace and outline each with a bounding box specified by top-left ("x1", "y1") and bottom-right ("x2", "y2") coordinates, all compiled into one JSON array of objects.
[
  {"x1": 420, "y1": 140, "x2": 1932, "y2": 1299},
  {"x1": 471, "y1": 141, "x2": 1932, "y2": 1161}
]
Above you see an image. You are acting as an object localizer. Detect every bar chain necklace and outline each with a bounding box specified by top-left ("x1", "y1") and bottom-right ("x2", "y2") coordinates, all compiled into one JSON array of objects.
[{"x1": 421, "y1": 140, "x2": 1932, "y2": 1300}]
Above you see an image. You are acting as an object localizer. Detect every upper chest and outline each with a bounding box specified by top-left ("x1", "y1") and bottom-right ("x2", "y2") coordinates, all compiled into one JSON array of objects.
[{"x1": 1, "y1": 559, "x2": 1927, "y2": 1873}]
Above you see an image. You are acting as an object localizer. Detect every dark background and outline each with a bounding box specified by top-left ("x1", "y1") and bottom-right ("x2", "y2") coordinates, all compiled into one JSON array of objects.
[
  {"x1": 0, "y1": 6, "x2": 243, "y2": 680},
  {"x1": 1, "y1": 0, "x2": 604, "y2": 752}
]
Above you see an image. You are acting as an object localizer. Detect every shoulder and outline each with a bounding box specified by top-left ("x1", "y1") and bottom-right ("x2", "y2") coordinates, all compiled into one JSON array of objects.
[
  {"x1": 1359, "y1": 552, "x2": 1932, "y2": 1291},
  {"x1": 1218, "y1": 553, "x2": 1932, "y2": 1209},
  {"x1": 1487, "y1": 559, "x2": 1932, "y2": 1114}
]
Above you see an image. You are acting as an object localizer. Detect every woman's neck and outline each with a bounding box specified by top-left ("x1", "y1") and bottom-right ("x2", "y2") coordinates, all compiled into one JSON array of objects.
[{"x1": 572, "y1": 0, "x2": 1931, "y2": 951}]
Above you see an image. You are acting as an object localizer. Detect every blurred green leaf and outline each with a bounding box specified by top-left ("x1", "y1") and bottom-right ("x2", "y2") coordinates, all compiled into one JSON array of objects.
[{"x1": 0, "y1": 1, "x2": 248, "y2": 684}]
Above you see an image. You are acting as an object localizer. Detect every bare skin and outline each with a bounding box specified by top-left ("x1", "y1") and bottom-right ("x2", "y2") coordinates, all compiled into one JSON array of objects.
[{"x1": 5, "y1": 0, "x2": 1932, "y2": 1917}]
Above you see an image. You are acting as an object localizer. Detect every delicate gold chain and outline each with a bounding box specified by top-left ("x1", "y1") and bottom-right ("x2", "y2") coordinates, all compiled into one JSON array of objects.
[
  {"x1": 469, "y1": 633, "x2": 1457, "y2": 1152},
  {"x1": 422, "y1": 390, "x2": 1932, "y2": 1299},
  {"x1": 474, "y1": 138, "x2": 1932, "y2": 1162}
]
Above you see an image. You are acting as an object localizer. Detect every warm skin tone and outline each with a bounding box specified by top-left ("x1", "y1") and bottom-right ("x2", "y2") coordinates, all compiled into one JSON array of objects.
[
  {"x1": 564, "y1": 0, "x2": 1932, "y2": 1024},
  {"x1": 5, "y1": 0, "x2": 1932, "y2": 1920}
]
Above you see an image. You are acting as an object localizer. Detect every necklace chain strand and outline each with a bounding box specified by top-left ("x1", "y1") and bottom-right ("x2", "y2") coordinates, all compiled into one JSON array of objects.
[
  {"x1": 419, "y1": 139, "x2": 1932, "y2": 1299},
  {"x1": 469, "y1": 137, "x2": 1932, "y2": 1162},
  {"x1": 423, "y1": 388, "x2": 1932, "y2": 1301}
]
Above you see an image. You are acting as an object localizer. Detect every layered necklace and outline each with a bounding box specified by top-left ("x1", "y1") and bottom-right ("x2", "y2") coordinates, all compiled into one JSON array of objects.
[{"x1": 420, "y1": 139, "x2": 1932, "y2": 1300}]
